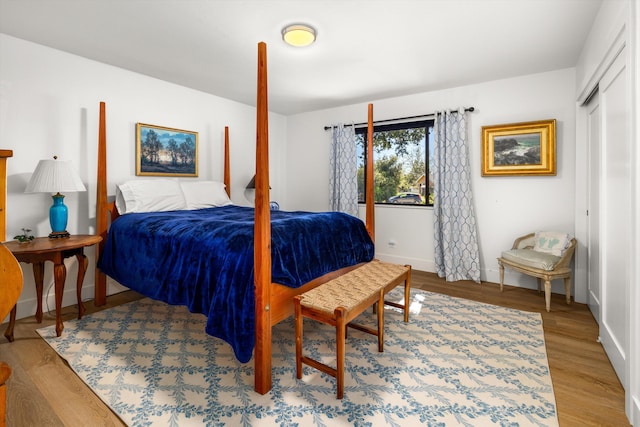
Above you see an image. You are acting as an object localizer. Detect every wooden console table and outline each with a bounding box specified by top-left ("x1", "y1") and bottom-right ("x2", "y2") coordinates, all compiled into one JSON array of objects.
[{"x1": 3, "y1": 234, "x2": 102, "y2": 341}]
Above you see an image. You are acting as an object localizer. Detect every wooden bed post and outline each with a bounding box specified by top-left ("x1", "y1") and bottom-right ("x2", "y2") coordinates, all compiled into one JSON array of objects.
[
  {"x1": 224, "y1": 126, "x2": 230, "y2": 197},
  {"x1": 95, "y1": 101, "x2": 107, "y2": 307},
  {"x1": 366, "y1": 103, "x2": 375, "y2": 242},
  {"x1": 254, "y1": 41, "x2": 272, "y2": 394}
]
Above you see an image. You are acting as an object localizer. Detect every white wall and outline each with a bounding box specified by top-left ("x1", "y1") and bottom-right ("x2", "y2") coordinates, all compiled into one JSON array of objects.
[
  {"x1": 0, "y1": 34, "x2": 287, "y2": 321},
  {"x1": 286, "y1": 68, "x2": 577, "y2": 293}
]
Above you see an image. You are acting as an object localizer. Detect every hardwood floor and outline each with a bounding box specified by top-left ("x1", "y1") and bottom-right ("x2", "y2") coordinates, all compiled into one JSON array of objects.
[{"x1": 0, "y1": 271, "x2": 630, "y2": 426}]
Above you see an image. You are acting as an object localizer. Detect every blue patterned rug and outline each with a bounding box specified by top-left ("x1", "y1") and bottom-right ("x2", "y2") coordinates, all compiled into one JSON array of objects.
[{"x1": 37, "y1": 288, "x2": 558, "y2": 426}]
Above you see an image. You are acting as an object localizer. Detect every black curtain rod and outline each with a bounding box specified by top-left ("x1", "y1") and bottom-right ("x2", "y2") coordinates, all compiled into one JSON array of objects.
[{"x1": 323, "y1": 107, "x2": 475, "y2": 131}]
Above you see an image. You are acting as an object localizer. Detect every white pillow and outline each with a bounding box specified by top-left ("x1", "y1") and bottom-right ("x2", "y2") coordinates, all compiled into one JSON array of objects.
[
  {"x1": 180, "y1": 180, "x2": 232, "y2": 209},
  {"x1": 115, "y1": 179, "x2": 187, "y2": 214},
  {"x1": 533, "y1": 231, "x2": 572, "y2": 257}
]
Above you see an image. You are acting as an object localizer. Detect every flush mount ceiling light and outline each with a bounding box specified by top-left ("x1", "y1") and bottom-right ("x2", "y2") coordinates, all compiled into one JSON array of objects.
[{"x1": 282, "y1": 24, "x2": 316, "y2": 47}]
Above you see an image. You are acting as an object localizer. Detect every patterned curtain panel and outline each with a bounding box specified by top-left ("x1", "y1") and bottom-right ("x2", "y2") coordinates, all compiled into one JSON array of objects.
[
  {"x1": 329, "y1": 124, "x2": 358, "y2": 216},
  {"x1": 433, "y1": 109, "x2": 481, "y2": 283}
]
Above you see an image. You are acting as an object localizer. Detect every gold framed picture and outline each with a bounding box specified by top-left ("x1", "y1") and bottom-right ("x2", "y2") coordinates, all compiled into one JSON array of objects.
[
  {"x1": 481, "y1": 119, "x2": 556, "y2": 176},
  {"x1": 136, "y1": 123, "x2": 198, "y2": 177}
]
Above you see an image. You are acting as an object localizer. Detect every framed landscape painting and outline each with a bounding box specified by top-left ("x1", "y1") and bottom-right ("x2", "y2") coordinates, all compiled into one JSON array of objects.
[
  {"x1": 136, "y1": 123, "x2": 198, "y2": 177},
  {"x1": 481, "y1": 119, "x2": 556, "y2": 176}
]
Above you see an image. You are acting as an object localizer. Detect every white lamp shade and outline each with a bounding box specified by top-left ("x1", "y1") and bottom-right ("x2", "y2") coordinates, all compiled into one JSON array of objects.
[{"x1": 25, "y1": 159, "x2": 86, "y2": 193}]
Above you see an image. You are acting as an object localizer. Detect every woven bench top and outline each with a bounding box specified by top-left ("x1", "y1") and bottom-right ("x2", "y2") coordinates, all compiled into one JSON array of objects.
[{"x1": 298, "y1": 260, "x2": 410, "y2": 314}]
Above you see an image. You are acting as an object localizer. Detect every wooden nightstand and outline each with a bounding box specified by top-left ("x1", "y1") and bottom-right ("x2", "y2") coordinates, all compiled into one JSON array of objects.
[{"x1": 3, "y1": 234, "x2": 102, "y2": 341}]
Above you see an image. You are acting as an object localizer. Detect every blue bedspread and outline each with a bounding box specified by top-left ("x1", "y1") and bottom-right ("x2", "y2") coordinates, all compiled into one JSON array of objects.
[{"x1": 97, "y1": 205, "x2": 374, "y2": 362}]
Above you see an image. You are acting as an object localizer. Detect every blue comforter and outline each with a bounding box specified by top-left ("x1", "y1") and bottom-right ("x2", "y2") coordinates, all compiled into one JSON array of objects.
[{"x1": 97, "y1": 205, "x2": 374, "y2": 362}]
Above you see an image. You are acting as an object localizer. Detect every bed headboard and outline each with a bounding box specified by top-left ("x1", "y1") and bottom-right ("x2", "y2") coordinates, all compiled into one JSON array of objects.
[{"x1": 0, "y1": 149, "x2": 13, "y2": 241}]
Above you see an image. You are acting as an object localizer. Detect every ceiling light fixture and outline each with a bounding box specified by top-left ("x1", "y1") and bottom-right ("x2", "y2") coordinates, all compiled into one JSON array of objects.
[{"x1": 282, "y1": 24, "x2": 316, "y2": 47}]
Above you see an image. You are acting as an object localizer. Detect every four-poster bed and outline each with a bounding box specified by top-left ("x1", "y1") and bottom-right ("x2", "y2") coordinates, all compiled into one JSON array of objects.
[{"x1": 94, "y1": 42, "x2": 377, "y2": 394}]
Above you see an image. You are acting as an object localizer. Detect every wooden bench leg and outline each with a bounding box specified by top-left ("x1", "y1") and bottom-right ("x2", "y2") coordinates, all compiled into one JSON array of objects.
[
  {"x1": 403, "y1": 266, "x2": 411, "y2": 323},
  {"x1": 377, "y1": 290, "x2": 384, "y2": 352},
  {"x1": 498, "y1": 261, "x2": 504, "y2": 292},
  {"x1": 381, "y1": 265, "x2": 412, "y2": 323},
  {"x1": 294, "y1": 296, "x2": 303, "y2": 380},
  {"x1": 335, "y1": 307, "x2": 347, "y2": 400}
]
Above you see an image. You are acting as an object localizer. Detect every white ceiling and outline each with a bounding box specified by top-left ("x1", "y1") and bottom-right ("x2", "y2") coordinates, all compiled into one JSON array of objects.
[{"x1": 0, "y1": 0, "x2": 602, "y2": 115}]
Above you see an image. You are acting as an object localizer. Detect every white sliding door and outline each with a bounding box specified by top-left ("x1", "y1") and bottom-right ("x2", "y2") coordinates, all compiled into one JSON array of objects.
[
  {"x1": 598, "y1": 49, "x2": 630, "y2": 389},
  {"x1": 586, "y1": 91, "x2": 601, "y2": 321}
]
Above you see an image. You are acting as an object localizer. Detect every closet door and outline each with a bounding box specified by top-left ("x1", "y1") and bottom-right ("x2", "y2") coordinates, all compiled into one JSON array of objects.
[
  {"x1": 586, "y1": 92, "x2": 601, "y2": 322},
  {"x1": 598, "y1": 48, "x2": 629, "y2": 389}
]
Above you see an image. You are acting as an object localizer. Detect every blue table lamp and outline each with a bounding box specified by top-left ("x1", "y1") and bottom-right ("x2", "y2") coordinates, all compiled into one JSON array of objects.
[{"x1": 25, "y1": 156, "x2": 86, "y2": 238}]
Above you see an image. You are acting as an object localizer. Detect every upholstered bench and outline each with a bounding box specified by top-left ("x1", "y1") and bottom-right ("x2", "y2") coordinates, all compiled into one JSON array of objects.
[
  {"x1": 498, "y1": 231, "x2": 576, "y2": 312},
  {"x1": 293, "y1": 260, "x2": 411, "y2": 399}
]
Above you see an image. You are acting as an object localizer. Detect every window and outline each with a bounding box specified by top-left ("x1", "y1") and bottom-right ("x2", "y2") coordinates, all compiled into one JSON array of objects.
[{"x1": 356, "y1": 119, "x2": 434, "y2": 206}]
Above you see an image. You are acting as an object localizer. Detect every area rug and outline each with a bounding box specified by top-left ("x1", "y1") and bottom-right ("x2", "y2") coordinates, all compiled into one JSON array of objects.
[{"x1": 37, "y1": 288, "x2": 558, "y2": 426}]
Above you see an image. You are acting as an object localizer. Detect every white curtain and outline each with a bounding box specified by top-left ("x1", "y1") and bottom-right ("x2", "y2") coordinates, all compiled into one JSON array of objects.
[
  {"x1": 433, "y1": 109, "x2": 481, "y2": 283},
  {"x1": 329, "y1": 124, "x2": 358, "y2": 216}
]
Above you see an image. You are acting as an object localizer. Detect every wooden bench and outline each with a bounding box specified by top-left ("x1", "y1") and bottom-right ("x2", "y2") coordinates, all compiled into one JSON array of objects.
[{"x1": 293, "y1": 260, "x2": 411, "y2": 399}]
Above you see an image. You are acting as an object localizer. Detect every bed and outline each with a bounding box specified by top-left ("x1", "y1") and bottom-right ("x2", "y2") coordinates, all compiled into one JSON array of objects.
[{"x1": 94, "y1": 42, "x2": 377, "y2": 394}]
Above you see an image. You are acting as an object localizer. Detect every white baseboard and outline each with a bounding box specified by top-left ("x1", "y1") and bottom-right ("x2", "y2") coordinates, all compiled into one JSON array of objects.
[
  {"x1": 373, "y1": 253, "x2": 570, "y2": 295},
  {"x1": 1, "y1": 283, "x2": 95, "y2": 325},
  {"x1": 374, "y1": 252, "x2": 435, "y2": 272},
  {"x1": 1, "y1": 278, "x2": 130, "y2": 325}
]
